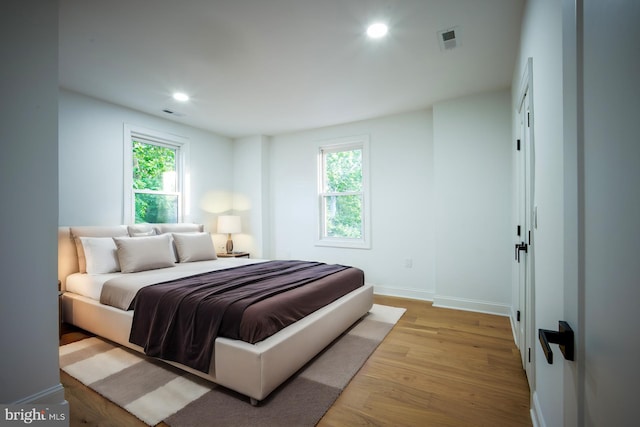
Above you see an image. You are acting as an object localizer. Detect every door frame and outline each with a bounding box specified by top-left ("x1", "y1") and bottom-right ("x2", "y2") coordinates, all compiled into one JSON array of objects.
[
  {"x1": 561, "y1": 0, "x2": 583, "y2": 424},
  {"x1": 516, "y1": 57, "x2": 536, "y2": 390}
]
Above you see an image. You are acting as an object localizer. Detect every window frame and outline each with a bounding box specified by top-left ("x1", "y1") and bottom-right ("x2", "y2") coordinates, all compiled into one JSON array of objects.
[
  {"x1": 123, "y1": 124, "x2": 189, "y2": 224},
  {"x1": 316, "y1": 135, "x2": 371, "y2": 249}
]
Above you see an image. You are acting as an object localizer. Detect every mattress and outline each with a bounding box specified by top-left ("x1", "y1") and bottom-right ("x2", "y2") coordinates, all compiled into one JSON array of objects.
[{"x1": 65, "y1": 257, "x2": 263, "y2": 306}]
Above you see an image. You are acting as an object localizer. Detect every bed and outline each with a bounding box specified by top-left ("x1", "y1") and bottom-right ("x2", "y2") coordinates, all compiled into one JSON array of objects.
[{"x1": 58, "y1": 224, "x2": 373, "y2": 405}]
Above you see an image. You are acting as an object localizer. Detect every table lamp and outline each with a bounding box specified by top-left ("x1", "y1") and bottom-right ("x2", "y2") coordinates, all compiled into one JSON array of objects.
[{"x1": 217, "y1": 215, "x2": 241, "y2": 254}]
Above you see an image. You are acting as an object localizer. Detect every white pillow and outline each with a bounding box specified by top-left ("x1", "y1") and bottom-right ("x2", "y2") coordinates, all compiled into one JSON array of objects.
[
  {"x1": 131, "y1": 230, "x2": 156, "y2": 237},
  {"x1": 112, "y1": 234, "x2": 175, "y2": 273},
  {"x1": 127, "y1": 226, "x2": 156, "y2": 237},
  {"x1": 70, "y1": 226, "x2": 128, "y2": 273},
  {"x1": 172, "y1": 232, "x2": 217, "y2": 263},
  {"x1": 154, "y1": 223, "x2": 203, "y2": 234},
  {"x1": 79, "y1": 237, "x2": 120, "y2": 274}
]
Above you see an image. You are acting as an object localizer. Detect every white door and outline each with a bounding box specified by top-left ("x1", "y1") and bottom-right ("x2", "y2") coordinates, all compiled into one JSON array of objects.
[
  {"x1": 515, "y1": 108, "x2": 527, "y2": 370},
  {"x1": 562, "y1": 1, "x2": 640, "y2": 425},
  {"x1": 516, "y1": 61, "x2": 535, "y2": 386}
]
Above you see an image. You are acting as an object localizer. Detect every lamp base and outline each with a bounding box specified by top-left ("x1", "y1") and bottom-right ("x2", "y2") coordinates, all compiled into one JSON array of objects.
[{"x1": 226, "y1": 234, "x2": 234, "y2": 254}]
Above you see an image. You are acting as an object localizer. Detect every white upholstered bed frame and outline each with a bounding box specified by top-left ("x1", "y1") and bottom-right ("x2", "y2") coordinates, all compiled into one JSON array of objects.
[{"x1": 58, "y1": 226, "x2": 374, "y2": 404}]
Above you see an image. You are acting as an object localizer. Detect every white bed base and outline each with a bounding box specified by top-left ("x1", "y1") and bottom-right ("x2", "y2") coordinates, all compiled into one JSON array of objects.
[{"x1": 61, "y1": 277, "x2": 373, "y2": 404}]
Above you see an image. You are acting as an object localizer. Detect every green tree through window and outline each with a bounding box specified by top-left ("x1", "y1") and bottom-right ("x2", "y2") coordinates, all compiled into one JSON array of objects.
[
  {"x1": 323, "y1": 148, "x2": 363, "y2": 238},
  {"x1": 318, "y1": 137, "x2": 369, "y2": 249},
  {"x1": 132, "y1": 140, "x2": 178, "y2": 223}
]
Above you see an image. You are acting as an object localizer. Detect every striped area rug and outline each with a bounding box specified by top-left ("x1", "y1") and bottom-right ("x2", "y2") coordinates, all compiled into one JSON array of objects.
[{"x1": 59, "y1": 304, "x2": 405, "y2": 426}]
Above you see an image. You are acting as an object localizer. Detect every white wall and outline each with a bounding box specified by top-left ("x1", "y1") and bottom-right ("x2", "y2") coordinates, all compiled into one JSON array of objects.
[
  {"x1": 58, "y1": 89, "x2": 234, "y2": 232},
  {"x1": 269, "y1": 110, "x2": 436, "y2": 299},
  {"x1": 0, "y1": 0, "x2": 64, "y2": 404},
  {"x1": 231, "y1": 135, "x2": 270, "y2": 258},
  {"x1": 58, "y1": 88, "x2": 514, "y2": 311},
  {"x1": 433, "y1": 90, "x2": 513, "y2": 315},
  {"x1": 266, "y1": 94, "x2": 513, "y2": 307},
  {"x1": 580, "y1": 0, "x2": 640, "y2": 425},
  {"x1": 513, "y1": 0, "x2": 565, "y2": 424}
]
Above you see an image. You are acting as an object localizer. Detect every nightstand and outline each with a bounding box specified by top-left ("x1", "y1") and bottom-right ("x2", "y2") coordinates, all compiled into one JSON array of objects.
[{"x1": 217, "y1": 252, "x2": 250, "y2": 258}]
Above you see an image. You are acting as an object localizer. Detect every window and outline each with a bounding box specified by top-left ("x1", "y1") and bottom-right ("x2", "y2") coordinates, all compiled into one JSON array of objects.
[
  {"x1": 317, "y1": 135, "x2": 370, "y2": 249},
  {"x1": 123, "y1": 125, "x2": 189, "y2": 224}
]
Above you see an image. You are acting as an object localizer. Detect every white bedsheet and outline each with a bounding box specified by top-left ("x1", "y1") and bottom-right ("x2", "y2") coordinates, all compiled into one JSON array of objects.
[
  {"x1": 66, "y1": 271, "x2": 125, "y2": 300},
  {"x1": 65, "y1": 258, "x2": 264, "y2": 305}
]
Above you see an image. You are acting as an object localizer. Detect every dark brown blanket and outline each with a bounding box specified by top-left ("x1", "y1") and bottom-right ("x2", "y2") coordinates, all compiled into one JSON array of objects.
[{"x1": 129, "y1": 260, "x2": 364, "y2": 373}]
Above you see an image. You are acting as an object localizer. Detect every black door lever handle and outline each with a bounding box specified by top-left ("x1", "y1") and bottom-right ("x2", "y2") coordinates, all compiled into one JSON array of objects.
[
  {"x1": 515, "y1": 242, "x2": 528, "y2": 263},
  {"x1": 539, "y1": 321, "x2": 575, "y2": 364}
]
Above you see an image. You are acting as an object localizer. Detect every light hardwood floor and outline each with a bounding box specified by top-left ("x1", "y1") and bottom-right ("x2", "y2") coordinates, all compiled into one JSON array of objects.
[
  {"x1": 59, "y1": 295, "x2": 531, "y2": 426},
  {"x1": 320, "y1": 295, "x2": 531, "y2": 426}
]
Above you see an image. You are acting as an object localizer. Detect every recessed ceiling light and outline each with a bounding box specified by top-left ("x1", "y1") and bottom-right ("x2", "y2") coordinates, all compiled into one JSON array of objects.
[
  {"x1": 367, "y1": 22, "x2": 388, "y2": 39},
  {"x1": 173, "y1": 92, "x2": 189, "y2": 102}
]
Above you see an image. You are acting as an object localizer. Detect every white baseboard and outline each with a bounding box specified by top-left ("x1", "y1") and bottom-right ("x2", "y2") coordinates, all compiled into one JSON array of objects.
[
  {"x1": 13, "y1": 384, "x2": 66, "y2": 405},
  {"x1": 372, "y1": 285, "x2": 434, "y2": 302},
  {"x1": 372, "y1": 288, "x2": 513, "y2": 318},
  {"x1": 510, "y1": 309, "x2": 520, "y2": 348},
  {"x1": 531, "y1": 391, "x2": 545, "y2": 427},
  {"x1": 433, "y1": 295, "x2": 511, "y2": 317}
]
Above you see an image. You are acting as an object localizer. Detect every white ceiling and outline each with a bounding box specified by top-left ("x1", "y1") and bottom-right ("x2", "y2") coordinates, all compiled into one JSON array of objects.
[{"x1": 59, "y1": 0, "x2": 524, "y2": 138}]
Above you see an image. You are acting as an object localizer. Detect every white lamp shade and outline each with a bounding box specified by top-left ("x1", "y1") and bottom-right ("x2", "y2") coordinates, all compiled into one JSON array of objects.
[{"x1": 217, "y1": 215, "x2": 241, "y2": 234}]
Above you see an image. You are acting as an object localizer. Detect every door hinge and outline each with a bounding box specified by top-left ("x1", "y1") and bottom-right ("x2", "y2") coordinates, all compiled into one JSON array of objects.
[
  {"x1": 527, "y1": 112, "x2": 531, "y2": 127},
  {"x1": 528, "y1": 230, "x2": 532, "y2": 245},
  {"x1": 517, "y1": 225, "x2": 521, "y2": 237},
  {"x1": 517, "y1": 139, "x2": 521, "y2": 151},
  {"x1": 517, "y1": 310, "x2": 521, "y2": 322},
  {"x1": 528, "y1": 347, "x2": 531, "y2": 363}
]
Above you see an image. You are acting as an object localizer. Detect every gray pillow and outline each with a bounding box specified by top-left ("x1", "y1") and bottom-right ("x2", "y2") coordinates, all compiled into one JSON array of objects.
[
  {"x1": 112, "y1": 234, "x2": 175, "y2": 273},
  {"x1": 172, "y1": 232, "x2": 217, "y2": 263}
]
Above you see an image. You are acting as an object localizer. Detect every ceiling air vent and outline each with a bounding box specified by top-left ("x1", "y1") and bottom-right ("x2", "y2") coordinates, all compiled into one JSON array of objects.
[
  {"x1": 162, "y1": 108, "x2": 185, "y2": 117},
  {"x1": 437, "y1": 26, "x2": 461, "y2": 51}
]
